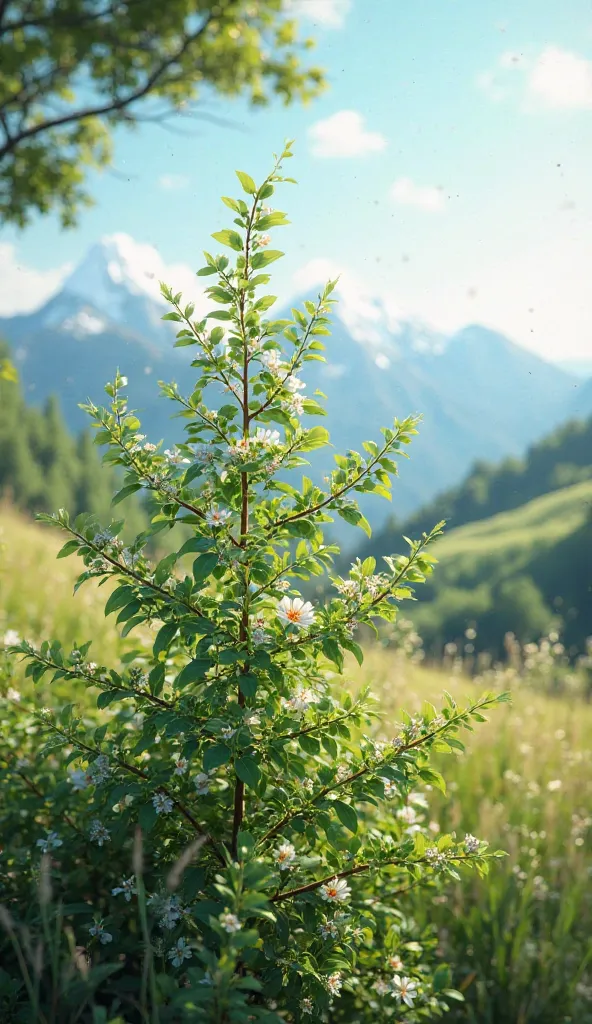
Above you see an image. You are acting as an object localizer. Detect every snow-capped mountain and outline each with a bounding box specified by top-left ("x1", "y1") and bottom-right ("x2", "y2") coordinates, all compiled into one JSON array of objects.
[
  {"x1": 0, "y1": 234, "x2": 582, "y2": 532},
  {"x1": 37, "y1": 233, "x2": 203, "y2": 348}
]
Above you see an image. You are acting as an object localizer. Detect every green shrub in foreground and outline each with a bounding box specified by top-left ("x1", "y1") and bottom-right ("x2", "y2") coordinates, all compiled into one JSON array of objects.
[{"x1": 1, "y1": 145, "x2": 508, "y2": 1023}]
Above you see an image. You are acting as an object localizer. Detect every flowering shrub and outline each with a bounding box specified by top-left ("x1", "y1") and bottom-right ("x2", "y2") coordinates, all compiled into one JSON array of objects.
[{"x1": 1, "y1": 145, "x2": 508, "y2": 1023}]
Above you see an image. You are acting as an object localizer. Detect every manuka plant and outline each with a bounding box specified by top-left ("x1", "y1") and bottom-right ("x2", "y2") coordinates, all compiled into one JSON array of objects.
[{"x1": 3, "y1": 144, "x2": 508, "y2": 1023}]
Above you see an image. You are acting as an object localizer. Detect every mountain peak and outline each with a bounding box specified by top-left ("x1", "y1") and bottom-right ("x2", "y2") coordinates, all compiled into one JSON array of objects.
[{"x1": 62, "y1": 233, "x2": 167, "y2": 314}]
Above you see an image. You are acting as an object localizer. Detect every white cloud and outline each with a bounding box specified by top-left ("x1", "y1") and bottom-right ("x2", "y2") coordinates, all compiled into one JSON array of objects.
[
  {"x1": 285, "y1": 0, "x2": 351, "y2": 28},
  {"x1": 0, "y1": 244, "x2": 72, "y2": 316},
  {"x1": 390, "y1": 178, "x2": 445, "y2": 212},
  {"x1": 479, "y1": 46, "x2": 592, "y2": 112},
  {"x1": 527, "y1": 46, "x2": 592, "y2": 109},
  {"x1": 308, "y1": 110, "x2": 387, "y2": 159},
  {"x1": 158, "y1": 174, "x2": 190, "y2": 191}
]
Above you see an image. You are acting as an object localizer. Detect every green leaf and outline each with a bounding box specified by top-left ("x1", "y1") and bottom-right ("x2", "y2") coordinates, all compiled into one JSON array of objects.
[
  {"x1": 193, "y1": 552, "x2": 218, "y2": 585},
  {"x1": 250, "y1": 249, "x2": 284, "y2": 270},
  {"x1": 57, "y1": 540, "x2": 80, "y2": 559},
  {"x1": 234, "y1": 757, "x2": 262, "y2": 789},
  {"x1": 239, "y1": 673, "x2": 258, "y2": 698},
  {"x1": 235, "y1": 170, "x2": 257, "y2": 195},
  {"x1": 211, "y1": 229, "x2": 243, "y2": 251},
  {"x1": 203, "y1": 744, "x2": 231, "y2": 772},
  {"x1": 176, "y1": 658, "x2": 213, "y2": 688},
  {"x1": 177, "y1": 536, "x2": 213, "y2": 558},
  {"x1": 104, "y1": 586, "x2": 136, "y2": 617},
  {"x1": 153, "y1": 622, "x2": 178, "y2": 658},
  {"x1": 111, "y1": 483, "x2": 142, "y2": 506},
  {"x1": 138, "y1": 803, "x2": 158, "y2": 833},
  {"x1": 154, "y1": 551, "x2": 178, "y2": 586},
  {"x1": 333, "y1": 800, "x2": 358, "y2": 833}
]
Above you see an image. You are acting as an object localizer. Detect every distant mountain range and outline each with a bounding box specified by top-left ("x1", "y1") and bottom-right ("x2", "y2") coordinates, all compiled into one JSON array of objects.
[{"x1": 1, "y1": 233, "x2": 590, "y2": 534}]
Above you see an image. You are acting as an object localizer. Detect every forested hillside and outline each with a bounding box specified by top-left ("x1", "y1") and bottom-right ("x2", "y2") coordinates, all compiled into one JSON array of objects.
[{"x1": 356, "y1": 413, "x2": 592, "y2": 563}]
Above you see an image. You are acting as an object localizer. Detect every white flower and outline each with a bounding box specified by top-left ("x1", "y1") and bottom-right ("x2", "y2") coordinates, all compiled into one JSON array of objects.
[
  {"x1": 143, "y1": 442, "x2": 157, "y2": 453},
  {"x1": 261, "y1": 349, "x2": 282, "y2": 373},
  {"x1": 276, "y1": 597, "x2": 315, "y2": 629},
  {"x1": 112, "y1": 876, "x2": 137, "y2": 901},
  {"x1": 320, "y1": 878, "x2": 351, "y2": 903},
  {"x1": 148, "y1": 893, "x2": 184, "y2": 930},
  {"x1": 2, "y1": 629, "x2": 20, "y2": 646},
  {"x1": 194, "y1": 773, "x2": 211, "y2": 796},
  {"x1": 205, "y1": 507, "x2": 231, "y2": 527},
  {"x1": 164, "y1": 446, "x2": 190, "y2": 465},
  {"x1": 36, "y1": 831, "x2": 62, "y2": 853},
  {"x1": 254, "y1": 427, "x2": 281, "y2": 447},
  {"x1": 173, "y1": 757, "x2": 189, "y2": 776},
  {"x1": 396, "y1": 805, "x2": 421, "y2": 826},
  {"x1": 319, "y1": 920, "x2": 339, "y2": 940},
  {"x1": 285, "y1": 375, "x2": 305, "y2": 393},
  {"x1": 221, "y1": 726, "x2": 236, "y2": 740},
  {"x1": 252, "y1": 628, "x2": 271, "y2": 645},
  {"x1": 7, "y1": 687, "x2": 21, "y2": 702},
  {"x1": 302, "y1": 777, "x2": 315, "y2": 794},
  {"x1": 391, "y1": 975, "x2": 418, "y2": 1008},
  {"x1": 380, "y1": 777, "x2": 397, "y2": 798},
  {"x1": 335, "y1": 764, "x2": 350, "y2": 782},
  {"x1": 547, "y1": 779, "x2": 562, "y2": 792},
  {"x1": 425, "y1": 846, "x2": 448, "y2": 868},
  {"x1": 275, "y1": 579, "x2": 291, "y2": 592},
  {"x1": 326, "y1": 972, "x2": 343, "y2": 996},
  {"x1": 153, "y1": 792, "x2": 174, "y2": 815},
  {"x1": 89, "y1": 819, "x2": 111, "y2": 846},
  {"x1": 219, "y1": 911, "x2": 241, "y2": 933},
  {"x1": 373, "y1": 978, "x2": 390, "y2": 996},
  {"x1": 282, "y1": 687, "x2": 321, "y2": 713},
  {"x1": 388, "y1": 955, "x2": 404, "y2": 971},
  {"x1": 464, "y1": 833, "x2": 480, "y2": 854},
  {"x1": 334, "y1": 578, "x2": 361, "y2": 600},
  {"x1": 259, "y1": 234, "x2": 271, "y2": 246},
  {"x1": 287, "y1": 394, "x2": 305, "y2": 416},
  {"x1": 301, "y1": 997, "x2": 314, "y2": 1015},
  {"x1": 68, "y1": 768, "x2": 89, "y2": 791},
  {"x1": 167, "y1": 936, "x2": 193, "y2": 967},
  {"x1": 89, "y1": 920, "x2": 112, "y2": 944},
  {"x1": 274, "y1": 842, "x2": 296, "y2": 870}
]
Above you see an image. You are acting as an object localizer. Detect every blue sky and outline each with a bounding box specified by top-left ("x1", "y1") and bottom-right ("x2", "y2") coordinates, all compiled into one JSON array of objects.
[{"x1": 2, "y1": 0, "x2": 592, "y2": 361}]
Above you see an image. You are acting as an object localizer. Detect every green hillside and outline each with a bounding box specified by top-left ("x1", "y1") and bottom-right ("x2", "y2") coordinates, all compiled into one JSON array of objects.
[
  {"x1": 409, "y1": 479, "x2": 592, "y2": 657},
  {"x1": 356, "y1": 413, "x2": 592, "y2": 564}
]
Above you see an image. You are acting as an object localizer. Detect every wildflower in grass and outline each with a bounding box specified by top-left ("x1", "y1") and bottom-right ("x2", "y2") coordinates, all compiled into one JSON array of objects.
[
  {"x1": 2, "y1": 629, "x2": 20, "y2": 646},
  {"x1": 153, "y1": 792, "x2": 174, "y2": 815},
  {"x1": 464, "y1": 833, "x2": 480, "y2": 853},
  {"x1": 219, "y1": 911, "x2": 241, "y2": 933},
  {"x1": 276, "y1": 596, "x2": 315, "y2": 629},
  {"x1": 326, "y1": 972, "x2": 343, "y2": 996},
  {"x1": 88, "y1": 920, "x2": 112, "y2": 944},
  {"x1": 167, "y1": 937, "x2": 193, "y2": 966},
  {"x1": 391, "y1": 975, "x2": 418, "y2": 1007},
  {"x1": 301, "y1": 997, "x2": 314, "y2": 1015},
  {"x1": 36, "y1": 831, "x2": 62, "y2": 853},
  {"x1": 275, "y1": 842, "x2": 296, "y2": 870},
  {"x1": 194, "y1": 773, "x2": 211, "y2": 796},
  {"x1": 320, "y1": 878, "x2": 351, "y2": 903},
  {"x1": 373, "y1": 978, "x2": 390, "y2": 996},
  {"x1": 112, "y1": 876, "x2": 137, "y2": 901},
  {"x1": 173, "y1": 756, "x2": 189, "y2": 775},
  {"x1": 89, "y1": 819, "x2": 111, "y2": 846},
  {"x1": 205, "y1": 506, "x2": 231, "y2": 527}
]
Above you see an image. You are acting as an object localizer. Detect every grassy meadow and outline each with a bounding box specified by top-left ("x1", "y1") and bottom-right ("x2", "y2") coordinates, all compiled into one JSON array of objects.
[{"x1": 1, "y1": 508, "x2": 591, "y2": 1022}]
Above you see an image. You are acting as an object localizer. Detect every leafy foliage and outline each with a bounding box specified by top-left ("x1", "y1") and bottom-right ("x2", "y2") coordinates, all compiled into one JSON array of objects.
[
  {"x1": 0, "y1": 148, "x2": 508, "y2": 1023},
  {"x1": 0, "y1": 0, "x2": 324, "y2": 227}
]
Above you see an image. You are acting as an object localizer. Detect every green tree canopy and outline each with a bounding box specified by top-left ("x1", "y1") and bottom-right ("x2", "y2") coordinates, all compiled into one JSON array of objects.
[{"x1": 0, "y1": 0, "x2": 324, "y2": 227}]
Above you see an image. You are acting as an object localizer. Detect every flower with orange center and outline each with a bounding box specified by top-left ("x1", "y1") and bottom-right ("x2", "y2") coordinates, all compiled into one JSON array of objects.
[
  {"x1": 276, "y1": 597, "x2": 315, "y2": 629},
  {"x1": 319, "y1": 877, "x2": 351, "y2": 903}
]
